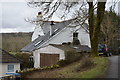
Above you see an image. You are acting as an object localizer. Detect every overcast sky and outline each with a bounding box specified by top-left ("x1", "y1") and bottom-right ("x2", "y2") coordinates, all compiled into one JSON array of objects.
[
  {"x1": 0, "y1": 1, "x2": 39, "y2": 33},
  {"x1": 0, "y1": 0, "x2": 120, "y2": 33}
]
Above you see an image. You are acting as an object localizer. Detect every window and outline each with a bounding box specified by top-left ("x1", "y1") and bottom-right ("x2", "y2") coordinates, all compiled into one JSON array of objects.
[
  {"x1": 8, "y1": 64, "x2": 14, "y2": 72},
  {"x1": 73, "y1": 32, "x2": 78, "y2": 38}
]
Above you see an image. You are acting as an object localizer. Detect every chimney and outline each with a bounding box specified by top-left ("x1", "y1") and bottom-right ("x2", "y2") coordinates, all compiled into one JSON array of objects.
[
  {"x1": 37, "y1": 12, "x2": 42, "y2": 20},
  {"x1": 50, "y1": 21, "x2": 54, "y2": 36}
]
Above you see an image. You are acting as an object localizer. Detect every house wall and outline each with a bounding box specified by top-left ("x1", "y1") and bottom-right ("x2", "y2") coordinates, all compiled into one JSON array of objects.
[
  {"x1": 33, "y1": 50, "x2": 40, "y2": 68},
  {"x1": 32, "y1": 25, "x2": 91, "y2": 68},
  {"x1": 78, "y1": 28, "x2": 91, "y2": 47},
  {"x1": 33, "y1": 45, "x2": 64, "y2": 68},
  {"x1": 32, "y1": 25, "x2": 44, "y2": 41},
  {"x1": 44, "y1": 28, "x2": 73, "y2": 45},
  {"x1": 41, "y1": 27, "x2": 91, "y2": 48},
  {"x1": 0, "y1": 63, "x2": 20, "y2": 77}
]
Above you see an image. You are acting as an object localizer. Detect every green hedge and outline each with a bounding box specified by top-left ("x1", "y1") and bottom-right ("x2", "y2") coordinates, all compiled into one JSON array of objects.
[
  {"x1": 65, "y1": 50, "x2": 82, "y2": 63},
  {"x1": 58, "y1": 50, "x2": 82, "y2": 66},
  {"x1": 19, "y1": 64, "x2": 60, "y2": 74}
]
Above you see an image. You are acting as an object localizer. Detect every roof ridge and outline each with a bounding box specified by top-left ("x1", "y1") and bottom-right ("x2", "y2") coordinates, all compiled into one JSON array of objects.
[{"x1": 40, "y1": 18, "x2": 77, "y2": 23}]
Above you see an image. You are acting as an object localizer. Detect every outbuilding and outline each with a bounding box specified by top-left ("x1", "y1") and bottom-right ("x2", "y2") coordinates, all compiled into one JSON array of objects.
[
  {"x1": 33, "y1": 44, "x2": 91, "y2": 68},
  {"x1": 0, "y1": 48, "x2": 21, "y2": 78}
]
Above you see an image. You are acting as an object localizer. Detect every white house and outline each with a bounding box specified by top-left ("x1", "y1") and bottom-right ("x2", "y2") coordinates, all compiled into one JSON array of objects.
[
  {"x1": 0, "y1": 48, "x2": 20, "y2": 78},
  {"x1": 33, "y1": 44, "x2": 91, "y2": 68},
  {"x1": 21, "y1": 15, "x2": 91, "y2": 68},
  {"x1": 21, "y1": 19, "x2": 91, "y2": 52}
]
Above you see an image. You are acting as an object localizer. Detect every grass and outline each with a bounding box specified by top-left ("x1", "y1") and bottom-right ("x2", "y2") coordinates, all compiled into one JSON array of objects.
[
  {"x1": 57, "y1": 57, "x2": 109, "y2": 78},
  {"x1": 22, "y1": 57, "x2": 109, "y2": 78},
  {"x1": 75, "y1": 57, "x2": 109, "y2": 78}
]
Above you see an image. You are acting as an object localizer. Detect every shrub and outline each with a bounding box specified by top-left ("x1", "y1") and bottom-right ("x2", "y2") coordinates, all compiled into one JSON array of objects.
[
  {"x1": 57, "y1": 59, "x2": 69, "y2": 67},
  {"x1": 75, "y1": 58, "x2": 95, "y2": 72},
  {"x1": 14, "y1": 52, "x2": 34, "y2": 69},
  {"x1": 19, "y1": 64, "x2": 60, "y2": 74},
  {"x1": 73, "y1": 39, "x2": 80, "y2": 45},
  {"x1": 57, "y1": 50, "x2": 82, "y2": 67},
  {"x1": 65, "y1": 50, "x2": 82, "y2": 63}
]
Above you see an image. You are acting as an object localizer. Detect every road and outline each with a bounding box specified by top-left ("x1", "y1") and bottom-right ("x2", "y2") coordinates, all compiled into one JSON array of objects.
[{"x1": 105, "y1": 56, "x2": 120, "y2": 78}]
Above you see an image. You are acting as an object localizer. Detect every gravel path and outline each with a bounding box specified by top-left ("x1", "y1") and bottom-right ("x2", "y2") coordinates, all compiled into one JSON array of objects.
[{"x1": 105, "y1": 56, "x2": 119, "y2": 78}]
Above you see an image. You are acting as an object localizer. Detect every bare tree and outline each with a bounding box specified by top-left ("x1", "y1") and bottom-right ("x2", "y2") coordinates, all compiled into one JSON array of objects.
[
  {"x1": 27, "y1": 0, "x2": 107, "y2": 56},
  {"x1": 100, "y1": 10, "x2": 120, "y2": 54}
]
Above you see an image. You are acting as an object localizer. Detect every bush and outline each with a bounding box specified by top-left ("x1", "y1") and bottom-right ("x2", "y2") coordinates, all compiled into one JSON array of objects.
[
  {"x1": 73, "y1": 39, "x2": 80, "y2": 45},
  {"x1": 75, "y1": 58, "x2": 95, "y2": 72},
  {"x1": 57, "y1": 50, "x2": 82, "y2": 67},
  {"x1": 19, "y1": 64, "x2": 60, "y2": 74},
  {"x1": 65, "y1": 50, "x2": 82, "y2": 63},
  {"x1": 57, "y1": 59, "x2": 69, "y2": 67},
  {"x1": 13, "y1": 52, "x2": 34, "y2": 69}
]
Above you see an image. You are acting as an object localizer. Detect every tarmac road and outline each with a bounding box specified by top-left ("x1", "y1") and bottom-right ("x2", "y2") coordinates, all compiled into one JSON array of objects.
[{"x1": 105, "y1": 56, "x2": 120, "y2": 79}]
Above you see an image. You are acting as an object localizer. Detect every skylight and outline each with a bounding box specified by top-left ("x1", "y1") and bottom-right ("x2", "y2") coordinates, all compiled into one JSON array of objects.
[
  {"x1": 34, "y1": 40, "x2": 43, "y2": 46},
  {"x1": 54, "y1": 28, "x2": 60, "y2": 32}
]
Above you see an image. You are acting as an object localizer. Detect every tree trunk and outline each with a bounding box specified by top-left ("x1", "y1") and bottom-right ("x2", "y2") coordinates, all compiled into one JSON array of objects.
[
  {"x1": 88, "y1": 2, "x2": 95, "y2": 56},
  {"x1": 88, "y1": 1, "x2": 106, "y2": 57},
  {"x1": 93, "y1": 2, "x2": 106, "y2": 56}
]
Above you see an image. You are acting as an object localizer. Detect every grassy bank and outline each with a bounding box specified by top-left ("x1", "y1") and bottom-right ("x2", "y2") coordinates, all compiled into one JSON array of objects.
[
  {"x1": 22, "y1": 57, "x2": 109, "y2": 78},
  {"x1": 73, "y1": 57, "x2": 109, "y2": 78}
]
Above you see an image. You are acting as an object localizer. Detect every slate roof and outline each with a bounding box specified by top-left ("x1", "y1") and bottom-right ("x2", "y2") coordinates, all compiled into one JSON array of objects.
[
  {"x1": 20, "y1": 20, "x2": 72, "y2": 52},
  {"x1": 21, "y1": 19, "x2": 89, "y2": 52},
  {"x1": 41, "y1": 20, "x2": 72, "y2": 35},
  {"x1": 50, "y1": 44, "x2": 76, "y2": 51},
  {"x1": 0, "y1": 48, "x2": 20, "y2": 63},
  {"x1": 49, "y1": 44, "x2": 91, "y2": 52}
]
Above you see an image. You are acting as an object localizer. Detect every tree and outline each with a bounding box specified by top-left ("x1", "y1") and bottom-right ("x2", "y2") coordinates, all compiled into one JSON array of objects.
[
  {"x1": 27, "y1": 0, "x2": 107, "y2": 56},
  {"x1": 99, "y1": 11, "x2": 120, "y2": 54},
  {"x1": 87, "y1": 1, "x2": 106, "y2": 56}
]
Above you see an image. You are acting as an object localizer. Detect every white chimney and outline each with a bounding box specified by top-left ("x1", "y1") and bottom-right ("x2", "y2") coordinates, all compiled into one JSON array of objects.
[
  {"x1": 50, "y1": 21, "x2": 54, "y2": 36},
  {"x1": 37, "y1": 12, "x2": 43, "y2": 21}
]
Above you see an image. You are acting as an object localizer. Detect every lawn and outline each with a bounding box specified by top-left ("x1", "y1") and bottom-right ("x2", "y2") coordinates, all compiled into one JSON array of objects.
[{"x1": 22, "y1": 57, "x2": 109, "y2": 78}]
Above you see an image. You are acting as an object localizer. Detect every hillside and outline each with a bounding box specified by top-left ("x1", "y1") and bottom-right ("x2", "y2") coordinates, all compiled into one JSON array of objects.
[
  {"x1": 21, "y1": 57, "x2": 108, "y2": 79},
  {"x1": 0, "y1": 32, "x2": 33, "y2": 52}
]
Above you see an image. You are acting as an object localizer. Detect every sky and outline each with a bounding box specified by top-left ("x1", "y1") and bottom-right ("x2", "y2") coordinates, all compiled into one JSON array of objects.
[
  {"x1": 0, "y1": 1, "x2": 39, "y2": 33},
  {"x1": 0, "y1": 0, "x2": 120, "y2": 33}
]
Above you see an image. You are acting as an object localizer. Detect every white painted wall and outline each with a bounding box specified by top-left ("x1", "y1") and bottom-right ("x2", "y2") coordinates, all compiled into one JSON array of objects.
[
  {"x1": 32, "y1": 21, "x2": 91, "y2": 47},
  {"x1": 32, "y1": 25, "x2": 44, "y2": 41},
  {"x1": 33, "y1": 45, "x2": 65, "y2": 68},
  {"x1": 78, "y1": 28, "x2": 91, "y2": 47},
  {"x1": 45, "y1": 28, "x2": 72, "y2": 45},
  {"x1": 0, "y1": 63, "x2": 20, "y2": 77},
  {"x1": 40, "y1": 27, "x2": 91, "y2": 48},
  {"x1": 33, "y1": 50, "x2": 40, "y2": 68}
]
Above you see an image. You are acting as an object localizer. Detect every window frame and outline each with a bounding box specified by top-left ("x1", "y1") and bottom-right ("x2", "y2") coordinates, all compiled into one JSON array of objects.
[
  {"x1": 8, "y1": 64, "x2": 14, "y2": 72},
  {"x1": 73, "y1": 32, "x2": 78, "y2": 38}
]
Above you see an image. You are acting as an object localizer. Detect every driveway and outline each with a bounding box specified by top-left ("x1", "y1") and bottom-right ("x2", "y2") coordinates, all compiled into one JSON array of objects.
[{"x1": 105, "y1": 56, "x2": 120, "y2": 78}]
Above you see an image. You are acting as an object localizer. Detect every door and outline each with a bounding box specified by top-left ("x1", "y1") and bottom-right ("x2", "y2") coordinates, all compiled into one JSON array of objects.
[{"x1": 40, "y1": 53, "x2": 59, "y2": 67}]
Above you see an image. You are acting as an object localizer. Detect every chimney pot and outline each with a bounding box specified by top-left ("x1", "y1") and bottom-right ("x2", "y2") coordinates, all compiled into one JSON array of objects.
[
  {"x1": 38, "y1": 12, "x2": 42, "y2": 15},
  {"x1": 50, "y1": 21, "x2": 54, "y2": 25}
]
